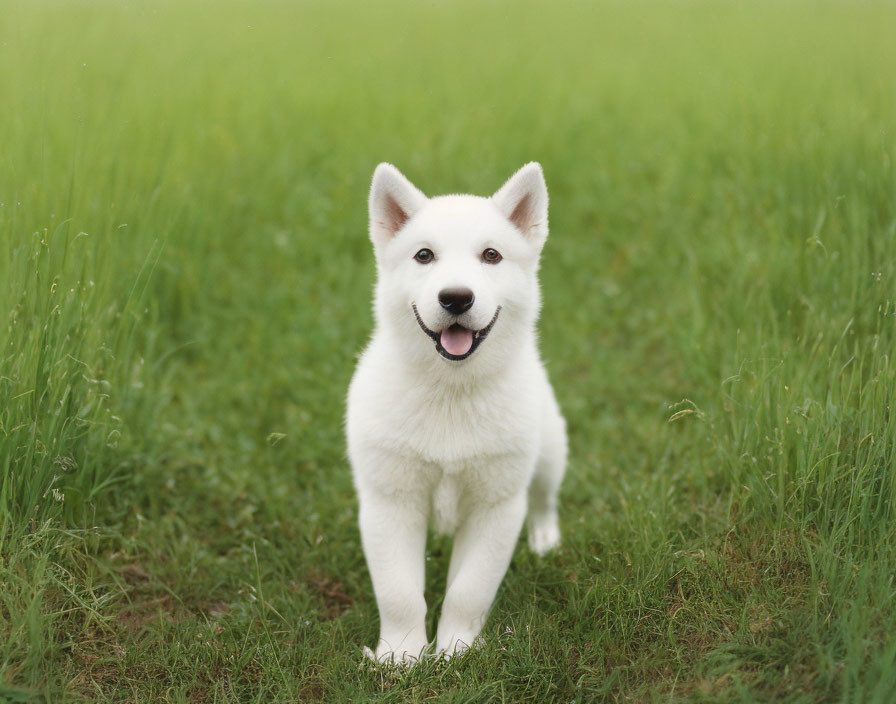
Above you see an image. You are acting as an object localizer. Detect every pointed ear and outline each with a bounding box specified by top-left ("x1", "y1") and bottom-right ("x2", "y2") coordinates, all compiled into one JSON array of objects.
[
  {"x1": 368, "y1": 163, "x2": 428, "y2": 248},
  {"x1": 492, "y1": 162, "x2": 549, "y2": 244}
]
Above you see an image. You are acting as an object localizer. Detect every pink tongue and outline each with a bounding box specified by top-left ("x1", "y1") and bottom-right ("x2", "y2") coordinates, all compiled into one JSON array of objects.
[{"x1": 440, "y1": 325, "x2": 474, "y2": 356}]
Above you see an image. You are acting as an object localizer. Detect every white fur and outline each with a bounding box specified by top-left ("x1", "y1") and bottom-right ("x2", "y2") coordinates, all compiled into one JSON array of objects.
[{"x1": 347, "y1": 163, "x2": 567, "y2": 665}]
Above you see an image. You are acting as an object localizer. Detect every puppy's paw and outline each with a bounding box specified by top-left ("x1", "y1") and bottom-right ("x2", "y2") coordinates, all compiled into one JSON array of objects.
[
  {"x1": 528, "y1": 518, "x2": 561, "y2": 555},
  {"x1": 362, "y1": 642, "x2": 429, "y2": 667},
  {"x1": 435, "y1": 634, "x2": 484, "y2": 660}
]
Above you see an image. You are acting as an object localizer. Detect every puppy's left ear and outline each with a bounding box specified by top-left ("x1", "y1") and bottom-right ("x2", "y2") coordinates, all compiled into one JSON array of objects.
[{"x1": 492, "y1": 162, "x2": 549, "y2": 246}]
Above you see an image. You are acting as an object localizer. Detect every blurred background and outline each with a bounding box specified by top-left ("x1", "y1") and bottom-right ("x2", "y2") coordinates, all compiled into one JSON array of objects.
[{"x1": 1, "y1": 2, "x2": 895, "y2": 701}]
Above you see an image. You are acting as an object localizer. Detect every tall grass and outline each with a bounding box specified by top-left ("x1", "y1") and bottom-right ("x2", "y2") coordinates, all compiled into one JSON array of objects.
[{"x1": 1, "y1": 1, "x2": 895, "y2": 701}]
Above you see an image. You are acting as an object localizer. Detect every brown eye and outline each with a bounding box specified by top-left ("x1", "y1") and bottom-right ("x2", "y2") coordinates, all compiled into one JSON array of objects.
[
  {"x1": 482, "y1": 248, "x2": 502, "y2": 264},
  {"x1": 414, "y1": 248, "x2": 434, "y2": 264}
]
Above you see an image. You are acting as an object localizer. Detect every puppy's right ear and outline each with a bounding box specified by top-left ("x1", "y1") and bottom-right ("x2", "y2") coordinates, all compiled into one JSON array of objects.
[{"x1": 368, "y1": 163, "x2": 428, "y2": 248}]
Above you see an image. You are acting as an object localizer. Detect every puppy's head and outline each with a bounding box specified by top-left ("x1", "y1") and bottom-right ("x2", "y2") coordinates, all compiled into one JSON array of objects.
[{"x1": 368, "y1": 163, "x2": 549, "y2": 365}]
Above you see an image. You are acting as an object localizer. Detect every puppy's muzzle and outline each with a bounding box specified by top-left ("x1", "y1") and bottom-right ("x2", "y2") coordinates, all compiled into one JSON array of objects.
[{"x1": 411, "y1": 303, "x2": 501, "y2": 362}]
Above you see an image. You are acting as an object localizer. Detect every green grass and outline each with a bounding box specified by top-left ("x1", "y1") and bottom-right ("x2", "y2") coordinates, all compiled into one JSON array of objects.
[{"x1": 2, "y1": 1, "x2": 895, "y2": 701}]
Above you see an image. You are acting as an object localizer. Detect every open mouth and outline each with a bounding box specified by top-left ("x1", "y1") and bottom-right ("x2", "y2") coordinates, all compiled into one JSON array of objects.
[{"x1": 411, "y1": 304, "x2": 501, "y2": 361}]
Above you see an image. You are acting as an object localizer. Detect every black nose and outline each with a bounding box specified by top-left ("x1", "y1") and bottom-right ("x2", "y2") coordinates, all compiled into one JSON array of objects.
[{"x1": 438, "y1": 288, "x2": 475, "y2": 315}]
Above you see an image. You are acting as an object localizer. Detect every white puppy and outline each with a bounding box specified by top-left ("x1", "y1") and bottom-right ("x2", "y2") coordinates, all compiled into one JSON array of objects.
[{"x1": 346, "y1": 163, "x2": 567, "y2": 664}]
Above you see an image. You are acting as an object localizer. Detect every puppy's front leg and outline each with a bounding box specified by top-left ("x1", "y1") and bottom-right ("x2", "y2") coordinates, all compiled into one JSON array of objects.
[
  {"x1": 359, "y1": 493, "x2": 429, "y2": 664},
  {"x1": 436, "y1": 491, "x2": 527, "y2": 656}
]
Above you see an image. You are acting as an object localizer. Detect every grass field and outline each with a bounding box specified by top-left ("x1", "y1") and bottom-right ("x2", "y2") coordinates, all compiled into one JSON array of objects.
[{"x1": 2, "y1": 1, "x2": 896, "y2": 701}]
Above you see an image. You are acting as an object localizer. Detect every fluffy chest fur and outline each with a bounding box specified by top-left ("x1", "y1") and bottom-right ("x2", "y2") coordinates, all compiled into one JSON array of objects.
[{"x1": 347, "y1": 336, "x2": 543, "y2": 509}]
